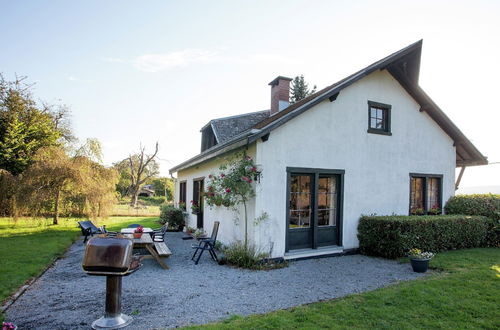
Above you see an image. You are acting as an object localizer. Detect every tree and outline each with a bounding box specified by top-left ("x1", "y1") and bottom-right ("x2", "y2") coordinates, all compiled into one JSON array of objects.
[
  {"x1": 151, "y1": 177, "x2": 174, "y2": 201},
  {"x1": 113, "y1": 159, "x2": 133, "y2": 198},
  {"x1": 17, "y1": 146, "x2": 76, "y2": 224},
  {"x1": 128, "y1": 143, "x2": 160, "y2": 207},
  {"x1": 0, "y1": 74, "x2": 70, "y2": 175},
  {"x1": 17, "y1": 143, "x2": 118, "y2": 224},
  {"x1": 0, "y1": 169, "x2": 17, "y2": 216},
  {"x1": 289, "y1": 75, "x2": 317, "y2": 104},
  {"x1": 204, "y1": 153, "x2": 258, "y2": 248}
]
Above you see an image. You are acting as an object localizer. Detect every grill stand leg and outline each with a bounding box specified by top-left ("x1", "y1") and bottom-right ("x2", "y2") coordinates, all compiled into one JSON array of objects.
[{"x1": 91, "y1": 276, "x2": 133, "y2": 329}]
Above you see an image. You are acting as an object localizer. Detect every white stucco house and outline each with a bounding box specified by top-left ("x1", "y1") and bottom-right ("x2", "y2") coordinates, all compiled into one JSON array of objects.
[{"x1": 169, "y1": 40, "x2": 487, "y2": 259}]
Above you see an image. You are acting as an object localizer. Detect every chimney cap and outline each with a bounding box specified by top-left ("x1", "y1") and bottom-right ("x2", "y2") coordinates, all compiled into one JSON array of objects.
[{"x1": 268, "y1": 76, "x2": 293, "y2": 86}]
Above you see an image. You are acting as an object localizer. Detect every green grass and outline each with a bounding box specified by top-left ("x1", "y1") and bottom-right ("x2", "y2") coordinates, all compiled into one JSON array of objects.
[
  {"x1": 112, "y1": 203, "x2": 161, "y2": 216},
  {"x1": 185, "y1": 248, "x2": 500, "y2": 329},
  {"x1": 0, "y1": 216, "x2": 160, "y2": 321}
]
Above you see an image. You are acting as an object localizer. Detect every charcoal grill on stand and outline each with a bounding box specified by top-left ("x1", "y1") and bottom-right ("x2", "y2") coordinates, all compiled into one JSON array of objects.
[{"x1": 82, "y1": 236, "x2": 141, "y2": 329}]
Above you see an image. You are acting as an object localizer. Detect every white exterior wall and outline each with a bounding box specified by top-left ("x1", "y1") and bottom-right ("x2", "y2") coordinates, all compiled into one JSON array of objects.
[
  {"x1": 175, "y1": 146, "x2": 257, "y2": 246},
  {"x1": 255, "y1": 70, "x2": 456, "y2": 257}
]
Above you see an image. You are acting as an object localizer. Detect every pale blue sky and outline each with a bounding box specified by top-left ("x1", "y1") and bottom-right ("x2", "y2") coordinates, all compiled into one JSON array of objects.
[{"x1": 1, "y1": 0, "x2": 499, "y2": 187}]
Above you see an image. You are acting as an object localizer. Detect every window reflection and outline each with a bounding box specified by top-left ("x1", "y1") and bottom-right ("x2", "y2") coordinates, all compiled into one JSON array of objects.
[
  {"x1": 289, "y1": 175, "x2": 311, "y2": 228},
  {"x1": 318, "y1": 176, "x2": 337, "y2": 226}
]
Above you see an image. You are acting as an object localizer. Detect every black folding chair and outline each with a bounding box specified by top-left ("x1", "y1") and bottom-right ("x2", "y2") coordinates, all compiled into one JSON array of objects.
[
  {"x1": 78, "y1": 221, "x2": 106, "y2": 243},
  {"x1": 150, "y1": 223, "x2": 168, "y2": 242},
  {"x1": 191, "y1": 221, "x2": 219, "y2": 265}
]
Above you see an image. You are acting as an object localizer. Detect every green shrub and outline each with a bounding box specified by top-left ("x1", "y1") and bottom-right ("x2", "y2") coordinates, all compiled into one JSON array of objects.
[
  {"x1": 139, "y1": 196, "x2": 167, "y2": 206},
  {"x1": 159, "y1": 205, "x2": 185, "y2": 231},
  {"x1": 358, "y1": 215, "x2": 494, "y2": 258},
  {"x1": 223, "y1": 241, "x2": 267, "y2": 269},
  {"x1": 445, "y1": 194, "x2": 500, "y2": 220}
]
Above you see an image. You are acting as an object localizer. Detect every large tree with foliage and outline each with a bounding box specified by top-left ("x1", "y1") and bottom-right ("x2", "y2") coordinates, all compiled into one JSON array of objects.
[
  {"x1": 151, "y1": 177, "x2": 174, "y2": 201},
  {"x1": 17, "y1": 141, "x2": 118, "y2": 224},
  {"x1": 0, "y1": 74, "x2": 70, "y2": 175},
  {"x1": 289, "y1": 75, "x2": 317, "y2": 104}
]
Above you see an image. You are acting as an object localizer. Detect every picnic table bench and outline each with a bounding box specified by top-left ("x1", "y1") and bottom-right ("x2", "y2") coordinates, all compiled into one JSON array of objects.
[
  {"x1": 154, "y1": 241, "x2": 172, "y2": 257},
  {"x1": 124, "y1": 234, "x2": 172, "y2": 269}
]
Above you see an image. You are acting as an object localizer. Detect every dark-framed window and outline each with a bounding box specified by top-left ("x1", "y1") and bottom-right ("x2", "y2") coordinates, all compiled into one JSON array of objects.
[
  {"x1": 367, "y1": 100, "x2": 391, "y2": 135},
  {"x1": 192, "y1": 178, "x2": 204, "y2": 214},
  {"x1": 179, "y1": 181, "x2": 187, "y2": 210},
  {"x1": 409, "y1": 173, "x2": 442, "y2": 215}
]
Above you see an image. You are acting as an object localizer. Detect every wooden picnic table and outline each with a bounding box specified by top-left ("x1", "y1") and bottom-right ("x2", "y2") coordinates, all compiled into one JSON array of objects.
[
  {"x1": 120, "y1": 227, "x2": 154, "y2": 234},
  {"x1": 124, "y1": 233, "x2": 172, "y2": 269}
]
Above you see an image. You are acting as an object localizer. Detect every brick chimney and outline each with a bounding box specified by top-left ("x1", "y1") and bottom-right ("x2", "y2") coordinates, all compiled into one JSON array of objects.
[{"x1": 269, "y1": 76, "x2": 292, "y2": 115}]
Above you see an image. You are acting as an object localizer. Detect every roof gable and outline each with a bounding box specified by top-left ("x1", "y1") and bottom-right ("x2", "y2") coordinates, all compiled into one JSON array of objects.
[
  {"x1": 210, "y1": 110, "x2": 270, "y2": 143},
  {"x1": 170, "y1": 40, "x2": 487, "y2": 174}
]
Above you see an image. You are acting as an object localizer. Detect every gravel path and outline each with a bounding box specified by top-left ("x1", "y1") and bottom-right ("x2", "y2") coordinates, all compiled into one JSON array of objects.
[{"x1": 6, "y1": 232, "x2": 425, "y2": 329}]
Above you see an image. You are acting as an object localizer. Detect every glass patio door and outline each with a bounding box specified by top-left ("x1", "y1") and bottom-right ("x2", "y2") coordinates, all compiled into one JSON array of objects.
[
  {"x1": 287, "y1": 170, "x2": 342, "y2": 251},
  {"x1": 288, "y1": 174, "x2": 314, "y2": 250}
]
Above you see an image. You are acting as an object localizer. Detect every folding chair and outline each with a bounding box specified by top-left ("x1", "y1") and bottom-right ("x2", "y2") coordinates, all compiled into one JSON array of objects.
[
  {"x1": 191, "y1": 221, "x2": 219, "y2": 265},
  {"x1": 150, "y1": 223, "x2": 168, "y2": 242}
]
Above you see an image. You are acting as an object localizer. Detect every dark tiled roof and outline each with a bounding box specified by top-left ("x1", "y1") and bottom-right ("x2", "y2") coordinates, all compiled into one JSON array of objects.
[
  {"x1": 170, "y1": 40, "x2": 487, "y2": 174},
  {"x1": 211, "y1": 110, "x2": 270, "y2": 143}
]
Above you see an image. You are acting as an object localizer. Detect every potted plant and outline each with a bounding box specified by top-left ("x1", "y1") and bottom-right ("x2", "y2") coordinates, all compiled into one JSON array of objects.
[
  {"x1": 411, "y1": 208, "x2": 425, "y2": 215},
  {"x1": 194, "y1": 228, "x2": 206, "y2": 239},
  {"x1": 3, "y1": 322, "x2": 17, "y2": 330},
  {"x1": 190, "y1": 200, "x2": 200, "y2": 214},
  {"x1": 185, "y1": 226, "x2": 196, "y2": 235},
  {"x1": 408, "y1": 248, "x2": 434, "y2": 273},
  {"x1": 427, "y1": 204, "x2": 441, "y2": 215},
  {"x1": 133, "y1": 225, "x2": 144, "y2": 239}
]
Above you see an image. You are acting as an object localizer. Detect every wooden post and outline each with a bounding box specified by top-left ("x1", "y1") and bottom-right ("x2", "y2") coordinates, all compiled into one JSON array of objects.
[{"x1": 455, "y1": 166, "x2": 466, "y2": 190}]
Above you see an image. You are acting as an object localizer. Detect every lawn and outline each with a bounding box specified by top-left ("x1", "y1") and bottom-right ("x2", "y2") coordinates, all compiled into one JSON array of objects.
[
  {"x1": 111, "y1": 197, "x2": 167, "y2": 216},
  {"x1": 187, "y1": 248, "x2": 500, "y2": 329},
  {"x1": 0, "y1": 216, "x2": 160, "y2": 321}
]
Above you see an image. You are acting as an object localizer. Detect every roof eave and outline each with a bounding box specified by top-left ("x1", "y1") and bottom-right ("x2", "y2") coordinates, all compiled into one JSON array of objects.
[{"x1": 169, "y1": 129, "x2": 259, "y2": 174}]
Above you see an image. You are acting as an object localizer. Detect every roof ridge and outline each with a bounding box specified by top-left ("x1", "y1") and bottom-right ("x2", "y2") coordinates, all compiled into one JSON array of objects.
[{"x1": 211, "y1": 109, "x2": 270, "y2": 122}]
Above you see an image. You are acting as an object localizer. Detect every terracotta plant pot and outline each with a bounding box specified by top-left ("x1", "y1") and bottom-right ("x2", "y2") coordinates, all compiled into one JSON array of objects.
[{"x1": 133, "y1": 232, "x2": 143, "y2": 239}]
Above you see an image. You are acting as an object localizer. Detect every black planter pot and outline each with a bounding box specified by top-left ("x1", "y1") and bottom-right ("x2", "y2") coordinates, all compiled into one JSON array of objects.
[{"x1": 410, "y1": 258, "x2": 430, "y2": 273}]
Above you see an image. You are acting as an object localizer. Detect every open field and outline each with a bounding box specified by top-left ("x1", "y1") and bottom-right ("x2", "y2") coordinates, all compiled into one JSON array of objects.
[{"x1": 0, "y1": 216, "x2": 160, "y2": 321}]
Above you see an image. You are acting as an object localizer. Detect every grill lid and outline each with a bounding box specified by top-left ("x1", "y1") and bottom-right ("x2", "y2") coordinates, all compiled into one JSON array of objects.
[{"x1": 82, "y1": 236, "x2": 134, "y2": 275}]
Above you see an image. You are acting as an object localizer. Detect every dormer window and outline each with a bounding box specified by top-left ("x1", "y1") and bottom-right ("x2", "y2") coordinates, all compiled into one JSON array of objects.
[{"x1": 367, "y1": 101, "x2": 392, "y2": 136}]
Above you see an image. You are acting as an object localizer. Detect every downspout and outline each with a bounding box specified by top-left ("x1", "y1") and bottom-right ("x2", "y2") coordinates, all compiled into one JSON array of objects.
[{"x1": 455, "y1": 166, "x2": 466, "y2": 190}]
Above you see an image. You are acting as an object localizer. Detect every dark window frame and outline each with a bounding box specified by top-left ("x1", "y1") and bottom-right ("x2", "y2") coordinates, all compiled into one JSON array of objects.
[
  {"x1": 192, "y1": 177, "x2": 204, "y2": 215},
  {"x1": 409, "y1": 173, "x2": 443, "y2": 215},
  {"x1": 367, "y1": 100, "x2": 392, "y2": 136},
  {"x1": 179, "y1": 181, "x2": 187, "y2": 210},
  {"x1": 285, "y1": 167, "x2": 345, "y2": 251}
]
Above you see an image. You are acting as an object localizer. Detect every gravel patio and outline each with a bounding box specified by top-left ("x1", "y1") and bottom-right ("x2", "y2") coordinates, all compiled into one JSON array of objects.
[{"x1": 6, "y1": 232, "x2": 425, "y2": 329}]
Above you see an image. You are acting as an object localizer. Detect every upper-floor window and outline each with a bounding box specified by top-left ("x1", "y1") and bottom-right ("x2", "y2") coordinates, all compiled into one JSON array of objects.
[{"x1": 367, "y1": 101, "x2": 392, "y2": 135}]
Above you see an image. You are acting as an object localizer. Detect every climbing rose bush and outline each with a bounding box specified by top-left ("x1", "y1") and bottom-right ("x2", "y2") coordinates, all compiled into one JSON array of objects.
[
  {"x1": 204, "y1": 153, "x2": 258, "y2": 246},
  {"x1": 204, "y1": 154, "x2": 257, "y2": 208}
]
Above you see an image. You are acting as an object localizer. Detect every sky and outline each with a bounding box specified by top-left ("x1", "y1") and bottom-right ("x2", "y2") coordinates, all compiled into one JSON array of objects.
[{"x1": 1, "y1": 0, "x2": 499, "y2": 189}]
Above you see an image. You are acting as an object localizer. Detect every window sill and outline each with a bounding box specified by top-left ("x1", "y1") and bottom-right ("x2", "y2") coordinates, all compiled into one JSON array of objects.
[{"x1": 367, "y1": 128, "x2": 392, "y2": 136}]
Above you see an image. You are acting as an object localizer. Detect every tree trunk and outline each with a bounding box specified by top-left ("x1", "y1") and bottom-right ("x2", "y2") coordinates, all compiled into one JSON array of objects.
[
  {"x1": 131, "y1": 189, "x2": 140, "y2": 208},
  {"x1": 243, "y1": 199, "x2": 248, "y2": 249},
  {"x1": 53, "y1": 189, "x2": 61, "y2": 225}
]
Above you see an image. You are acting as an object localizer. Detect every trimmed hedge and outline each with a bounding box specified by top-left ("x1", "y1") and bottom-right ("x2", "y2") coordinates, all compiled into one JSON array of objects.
[
  {"x1": 445, "y1": 194, "x2": 500, "y2": 220},
  {"x1": 358, "y1": 215, "x2": 496, "y2": 259}
]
